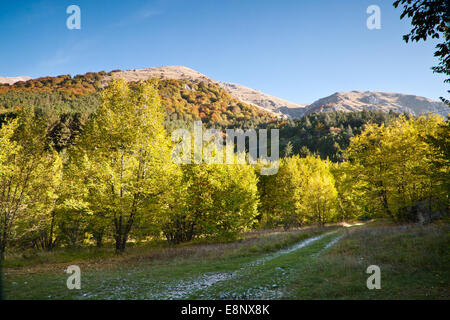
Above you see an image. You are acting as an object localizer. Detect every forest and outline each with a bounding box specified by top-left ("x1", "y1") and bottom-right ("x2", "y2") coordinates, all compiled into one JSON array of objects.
[
  {"x1": 0, "y1": 78, "x2": 448, "y2": 260},
  {"x1": 1, "y1": 71, "x2": 411, "y2": 159}
]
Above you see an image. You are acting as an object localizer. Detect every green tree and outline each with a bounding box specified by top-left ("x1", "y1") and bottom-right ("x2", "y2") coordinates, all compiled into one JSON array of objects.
[
  {"x1": 422, "y1": 120, "x2": 450, "y2": 200},
  {"x1": 160, "y1": 161, "x2": 259, "y2": 244},
  {"x1": 264, "y1": 155, "x2": 337, "y2": 229},
  {"x1": 0, "y1": 108, "x2": 61, "y2": 260},
  {"x1": 331, "y1": 161, "x2": 365, "y2": 221},
  {"x1": 56, "y1": 148, "x2": 106, "y2": 249},
  {"x1": 303, "y1": 159, "x2": 338, "y2": 226},
  {"x1": 284, "y1": 141, "x2": 294, "y2": 157},
  {"x1": 75, "y1": 79, "x2": 177, "y2": 252},
  {"x1": 344, "y1": 115, "x2": 447, "y2": 220}
]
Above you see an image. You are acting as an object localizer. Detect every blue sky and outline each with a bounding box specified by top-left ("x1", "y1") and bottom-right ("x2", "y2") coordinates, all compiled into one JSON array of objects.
[{"x1": 0, "y1": 0, "x2": 446, "y2": 103}]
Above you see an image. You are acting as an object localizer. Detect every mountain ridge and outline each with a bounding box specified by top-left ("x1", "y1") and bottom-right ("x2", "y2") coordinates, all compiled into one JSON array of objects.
[
  {"x1": 1, "y1": 66, "x2": 447, "y2": 118},
  {"x1": 102, "y1": 66, "x2": 450, "y2": 118},
  {"x1": 0, "y1": 76, "x2": 32, "y2": 85},
  {"x1": 303, "y1": 90, "x2": 448, "y2": 118}
]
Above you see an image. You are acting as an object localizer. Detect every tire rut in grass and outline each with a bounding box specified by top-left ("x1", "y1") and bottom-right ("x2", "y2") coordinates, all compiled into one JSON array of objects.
[
  {"x1": 191, "y1": 232, "x2": 343, "y2": 300},
  {"x1": 156, "y1": 231, "x2": 341, "y2": 300}
]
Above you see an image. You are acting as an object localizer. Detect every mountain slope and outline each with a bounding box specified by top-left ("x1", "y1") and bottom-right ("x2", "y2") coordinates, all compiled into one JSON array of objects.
[
  {"x1": 0, "y1": 69, "x2": 276, "y2": 129},
  {"x1": 105, "y1": 66, "x2": 211, "y2": 84},
  {"x1": 106, "y1": 67, "x2": 295, "y2": 116},
  {"x1": 106, "y1": 67, "x2": 448, "y2": 118},
  {"x1": 1, "y1": 67, "x2": 448, "y2": 118},
  {"x1": 0, "y1": 76, "x2": 32, "y2": 85},
  {"x1": 218, "y1": 82, "x2": 307, "y2": 117},
  {"x1": 303, "y1": 91, "x2": 449, "y2": 118}
]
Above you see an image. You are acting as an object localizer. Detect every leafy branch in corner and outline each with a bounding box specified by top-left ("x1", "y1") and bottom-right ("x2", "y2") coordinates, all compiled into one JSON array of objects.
[{"x1": 393, "y1": 0, "x2": 450, "y2": 105}]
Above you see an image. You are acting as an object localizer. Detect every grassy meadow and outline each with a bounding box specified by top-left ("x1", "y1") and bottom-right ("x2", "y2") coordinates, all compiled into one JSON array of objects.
[{"x1": 2, "y1": 221, "x2": 448, "y2": 300}]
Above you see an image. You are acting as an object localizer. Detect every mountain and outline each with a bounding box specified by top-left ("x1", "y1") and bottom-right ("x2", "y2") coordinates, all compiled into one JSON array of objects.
[
  {"x1": 1, "y1": 66, "x2": 448, "y2": 119},
  {"x1": 105, "y1": 67, "x2": 308, "y2": 116},
  {"x1": 106, "y1": 67, "x2": 448, "y2": 118},
  {"x1": 0, "y1": 68, "x2": 276, "y2": 131},
  {"x1": 218, "y1": 82, "x2": 307, "y2": 117},
  {"x1": 1, "y1": 67, "x2": 446, "y2": 157},
  {"x1": 303, "y1": 91, "x2": 449, "y2": 118},
  {"x1": 0, "y1": 76, "x2": 32, "y2": 85},
  {"x1": 105, "y1": 66, "x2": 211, "y2": 84}
]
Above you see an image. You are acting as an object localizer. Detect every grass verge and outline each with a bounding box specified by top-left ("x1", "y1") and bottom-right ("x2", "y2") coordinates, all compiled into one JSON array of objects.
[
  {"x1": 2, "y1": 226, "x2": 333, "y2": 299},
  {"x1": 285, "y1": 223, "x2": 449, "y2": 299}
]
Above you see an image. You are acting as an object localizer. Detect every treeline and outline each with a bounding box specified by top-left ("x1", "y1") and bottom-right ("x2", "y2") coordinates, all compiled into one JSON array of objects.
[
  {"x1": 258, "y1": 114, "x2": 449, "y2": 228},
  {"x1": 0, "y1": 79, "x2": 261, "y2": 258},
  {"x1": 0, "y1": 80, "x2": 448, "y2": 259},
  {"x1": 271, "y1": 110, "x2": 407, "y2": 161},
  {"x1": 0, "y1": 71, "x2": 107, "y2": 96},
  {"x1": 1, "y1": 89, "x2": 405, "y2": 161},
  {"x1": 0, "y1": 72, "x2": 276, "y2": 145},
  {"x1": 1, "y1": 72, "x2": 410, "y2": 162}
]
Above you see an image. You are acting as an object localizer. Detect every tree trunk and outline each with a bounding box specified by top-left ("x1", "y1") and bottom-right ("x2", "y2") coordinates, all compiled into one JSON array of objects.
[
  {"x1": 115, "y1": 233, "x2": 128, "y2": 253},
  {"x1": 0, "y1": 256, "x2": 3, "y2": 300},
  {"x1": 0, "y1": 229, "x2": 7, "y2": 262},
  {"x1": 45, "y1": 211, "x2": 57, "y2": 251},
  {"x1": 380, "y1": 189, "x2": 393, "y2": 219},
  {"x1": 0, "y1": 239, "x2": 6, "y2": 262},
  {"x1": 94, "y1": 232, "x2": 104, "y2": 248}
]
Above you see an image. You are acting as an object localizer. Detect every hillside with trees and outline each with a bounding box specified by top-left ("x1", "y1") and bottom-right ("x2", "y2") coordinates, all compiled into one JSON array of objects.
[
  {"x1": 269, "y1": 110, "x2": 405, "y2": 161},
  {"x1": 0, "y1": 71, "x2": 275, "y2": 127},
  {"x1": 0, "y1": 72, "x2": 276, "y2": 151},
  {"x1": 0, "y1": 79, "x2": 448, "y2": 260}
]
